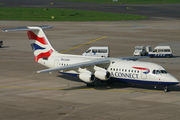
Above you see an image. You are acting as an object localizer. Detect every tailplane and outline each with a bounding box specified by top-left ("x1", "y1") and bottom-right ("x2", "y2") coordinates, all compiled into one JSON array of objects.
[{"x1": 2, "y1": 26, "x2": 56, "y2": 62}]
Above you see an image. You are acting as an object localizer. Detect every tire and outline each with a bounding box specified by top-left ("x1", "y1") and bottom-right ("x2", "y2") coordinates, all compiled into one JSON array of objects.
[
  {"x1": 166, "y1": 55, "x2": 170, "y2": 58},
  {"x1": 164, "y1": 86, "x2": 169, "y2": 92},
  {"x1": 150, "y1": 55, "x2": 154, "y2": 58}
]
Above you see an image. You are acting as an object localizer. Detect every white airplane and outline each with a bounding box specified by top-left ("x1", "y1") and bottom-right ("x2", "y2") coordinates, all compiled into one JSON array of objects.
[{"x1": 2, "y1": 26, "x2": 179, "y2": 92}]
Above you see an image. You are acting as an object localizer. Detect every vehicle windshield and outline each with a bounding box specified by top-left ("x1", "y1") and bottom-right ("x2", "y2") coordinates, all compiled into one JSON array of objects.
[
  {"x1": 152, "y1": 70, "x2": 168, "y2": 74},
  {"x1": 86, "y1": 49, "x2": 91, "y2": 53},
  {"x1": 135, "y1": 48, "x2": 142, "y2": 50}
]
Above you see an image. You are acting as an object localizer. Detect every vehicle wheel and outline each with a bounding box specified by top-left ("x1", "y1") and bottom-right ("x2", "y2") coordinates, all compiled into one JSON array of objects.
[
  {"x1": 150, "y1": 55, "x2": 154, "y2": 58},
  {"x1": 166, "y1": 55, "x2": 170, "y2": 58},
  {"x1": 164, "y1": 86, "x2": 169, "y2": 92}
]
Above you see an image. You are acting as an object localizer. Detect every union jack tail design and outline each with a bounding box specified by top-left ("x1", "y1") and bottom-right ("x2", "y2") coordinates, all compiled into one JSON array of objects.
[
  {"x1": 2, "y1": 26, "x2": 55, "y2": 62},
  {"x1": 26, "y1": 26, "x2": 55, "y2": 62}
]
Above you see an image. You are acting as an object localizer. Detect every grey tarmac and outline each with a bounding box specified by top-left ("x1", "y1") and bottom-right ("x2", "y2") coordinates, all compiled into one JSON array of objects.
[{"x1": 0, "y1": 19, "x2": 180, "y2": 120}]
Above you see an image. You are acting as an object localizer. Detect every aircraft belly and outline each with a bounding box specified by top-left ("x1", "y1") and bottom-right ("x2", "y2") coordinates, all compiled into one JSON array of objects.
[{"x1": 110, "y1": 77, "x2": 178, "y2": 86}]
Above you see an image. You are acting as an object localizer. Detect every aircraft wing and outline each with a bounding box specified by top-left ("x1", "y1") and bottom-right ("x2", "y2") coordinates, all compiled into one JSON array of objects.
[
  {"x1": 118, "y1": 56, "x2": 148, "y2": 60},
  {"x1": 37, "y1": 58, "x2": 110, "y2": 73}
]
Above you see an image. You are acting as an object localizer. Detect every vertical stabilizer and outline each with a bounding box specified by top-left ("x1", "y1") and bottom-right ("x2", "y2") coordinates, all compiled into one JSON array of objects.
[
  {"x1": 26, "y1": 26, "x2": 55, "y2": 62},
  {"x1": 2, "y1": 26, "x2": 56, "y2": 62}
]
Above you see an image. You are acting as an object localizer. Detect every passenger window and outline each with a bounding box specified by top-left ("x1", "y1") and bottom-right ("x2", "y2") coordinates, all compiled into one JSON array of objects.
[
  {"x1": 98, "y1": 49, "x2": 107, "y2": 53},
  {"x1": 125, "y1": 69, "x2": 127, "y2": 72},
  {"x1": 119, "y1": 69, "x2": 121, "y2": 71},
  {"x1": 131, "y1": 70, "x2": 133, "y2": 72},
  {"x1": 113, "y1": 68, "x2": 115, "y2": 71},
  {"x1": 134, "y1": 70, "x2": 136, "y2": 73},
  {"x1": 158, "y1": 49, "x2": 163, "y2": 52},
  {"x1": 164, "y1": 49, "x2": 170, "y2": 52},
  {"x1": 137, "y1": 71, "x2": 139, "y2": 73},
  {"x1": 128, "y1": 70, "x2": 130, "y2": 72},
  {"x1": 111, "y1": 68, "x2": 112, "y2": 70},
  {"x1": 116, "y1": 69, "x2": 118, "y2": 71},
  {"x1": 122, "y1": 69, "x2": 124, "y2": 72},
  {"x1": 92, "y1": 49, "x2": 97, "y2": 53}
]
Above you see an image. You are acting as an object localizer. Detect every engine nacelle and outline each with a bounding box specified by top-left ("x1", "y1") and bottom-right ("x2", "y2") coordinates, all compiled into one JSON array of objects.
[
  {"x1": 78, "y1": 73, "x2": 95, "y2": 83},
  {"x1": 94, "y1": 71, "x2": 110, "y2": 80}
]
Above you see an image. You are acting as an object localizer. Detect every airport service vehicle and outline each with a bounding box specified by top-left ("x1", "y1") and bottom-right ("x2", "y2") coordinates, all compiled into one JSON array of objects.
[
  {"x1": 148, "y1": 46, "x2": 173, "y2": 58},
  {"x1": 2, "y1": 26, "x2": 179, "y2": 92},
  {"x1": 133, "y1": 46, "x2": 152, "y2": 56},
  {"x1": 82, "y1": 46, "x2": 109, "y2": 57}
]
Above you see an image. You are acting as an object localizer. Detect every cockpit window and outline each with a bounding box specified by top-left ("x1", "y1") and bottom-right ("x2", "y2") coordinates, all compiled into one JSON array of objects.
[
  {"x1": 161, "y1": 70, "x2": 168, "y2": 74},
  {"x1": 152, "y1": 69, "x2": 168, "y2": 74},
  {"x1": 156, "y1": 70, "x2": 161, "y2": 74}
]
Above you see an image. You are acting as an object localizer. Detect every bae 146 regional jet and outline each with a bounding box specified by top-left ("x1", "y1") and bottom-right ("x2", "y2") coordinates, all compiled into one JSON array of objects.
[{"x1": 2, "y1": 26, "x2": 179, "y2": 92}]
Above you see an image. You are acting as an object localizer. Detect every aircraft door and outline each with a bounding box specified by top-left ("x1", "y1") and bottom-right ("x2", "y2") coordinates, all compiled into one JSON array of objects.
[
  {"x1": 141, "y1": 71, "x2": 147, "y2": 79},
  {"x1": 54, "y1": 59, "x2": 59, "y2": 67}
]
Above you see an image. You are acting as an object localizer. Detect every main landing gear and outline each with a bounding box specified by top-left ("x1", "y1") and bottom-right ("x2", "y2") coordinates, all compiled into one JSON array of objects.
[{"x1": 163, "y1": 86, "x2": 169, "y2": 92}]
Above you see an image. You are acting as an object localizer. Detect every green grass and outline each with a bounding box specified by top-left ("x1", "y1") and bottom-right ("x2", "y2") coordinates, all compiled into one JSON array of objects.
[
  {"x1": 0, "y1": 8, "x2": 147, "y2": 21},
  {"x1": 59, "y1": 0, "x2": 180, "y2": 4}
]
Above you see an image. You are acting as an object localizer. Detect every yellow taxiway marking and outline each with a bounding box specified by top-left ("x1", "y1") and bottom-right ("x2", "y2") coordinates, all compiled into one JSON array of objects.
[
  {"x1": 102, "y1": 23, "x2": 111, "y2": 27},
  {"x1": 1, "y1": 86, "x2": 180, "y2": 93},
  {"x1": 60, "y1": 36, "x2": 107, "y2": 53}
]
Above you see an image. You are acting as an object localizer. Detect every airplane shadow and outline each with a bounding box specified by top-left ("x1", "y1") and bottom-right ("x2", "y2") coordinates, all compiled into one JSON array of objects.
[
  {"x1": 57, "y1": 75, "x2": 180, "y2": 92},
  {"x1": 57, "y1": 74, "x2": 82, "y2": 83}
]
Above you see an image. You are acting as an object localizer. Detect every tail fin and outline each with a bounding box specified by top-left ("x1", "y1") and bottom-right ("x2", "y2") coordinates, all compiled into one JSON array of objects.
[{"x1": 2, "y1": 26, "x2": 56, "y2": 62}]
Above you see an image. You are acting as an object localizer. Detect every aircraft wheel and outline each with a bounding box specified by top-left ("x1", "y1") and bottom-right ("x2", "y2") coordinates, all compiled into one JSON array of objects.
[{"x1": 164, "y1": 86, "x2": 169, "y2": 92}]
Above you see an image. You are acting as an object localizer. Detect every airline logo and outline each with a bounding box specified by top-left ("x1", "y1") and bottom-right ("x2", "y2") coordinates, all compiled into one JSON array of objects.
[
  {"x1": 26, "y1": 31, "x2": 53, "y2": 62},
  {"x1": 133, "y1": 67, "x2": 150, "y2": 74}
]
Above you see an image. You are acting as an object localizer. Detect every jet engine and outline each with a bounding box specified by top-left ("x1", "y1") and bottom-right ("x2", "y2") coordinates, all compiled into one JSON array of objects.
[
  {"x1": 94, "y1": 71, "x2": 110, "y2": 80},
  {"x1": 78, "y1": 73, "x2": 95, "y2": 83}
]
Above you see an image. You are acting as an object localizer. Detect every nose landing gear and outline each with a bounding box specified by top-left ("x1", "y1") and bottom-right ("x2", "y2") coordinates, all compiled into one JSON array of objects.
[{"x1": 164, "y1": 86, "x2": 169, "y2": 92}]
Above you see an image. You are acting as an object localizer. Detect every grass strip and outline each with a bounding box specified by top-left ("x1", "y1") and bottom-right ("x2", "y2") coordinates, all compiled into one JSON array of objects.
[
  {"x1": 0, "y1": 8, "x2": 147, "y2": 21},
  {"x1": 59, "y1": 0, "x2": 180, "y2": 4}
]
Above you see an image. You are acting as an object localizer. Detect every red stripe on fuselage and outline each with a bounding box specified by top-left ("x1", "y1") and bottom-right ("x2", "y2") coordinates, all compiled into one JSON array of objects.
[
  {"x1": 26, "y1": 31, "x2": 48, "y2": 45},
  {"x1": 133, "y1": 67, "x2": 150, "y2": 71}
]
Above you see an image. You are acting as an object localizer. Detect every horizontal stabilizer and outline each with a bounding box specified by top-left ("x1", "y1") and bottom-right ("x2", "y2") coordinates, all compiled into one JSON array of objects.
[{"x1": 2, "y1": 25, "x2": 52, "y2": 32}]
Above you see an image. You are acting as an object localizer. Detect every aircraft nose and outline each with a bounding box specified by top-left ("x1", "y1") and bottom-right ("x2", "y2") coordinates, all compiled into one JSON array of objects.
[{"x1": 169, "y1": 74, "x2": 179, "y2": 84}]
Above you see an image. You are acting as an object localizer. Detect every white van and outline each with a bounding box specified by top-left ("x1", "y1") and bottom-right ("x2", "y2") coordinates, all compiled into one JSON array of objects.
[
  {"x1": 148, "y1": 46, "x2": 173, "y2": 58},
  {"x1": 82, "y1": 47, "x2": 109, "y2": 57},
  {"x1": 133, "y1": 46, "x2": 152, "y2": 56}
]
